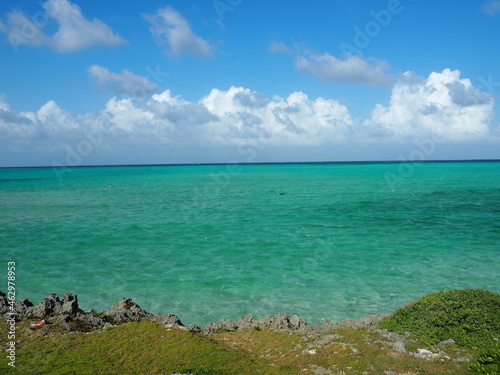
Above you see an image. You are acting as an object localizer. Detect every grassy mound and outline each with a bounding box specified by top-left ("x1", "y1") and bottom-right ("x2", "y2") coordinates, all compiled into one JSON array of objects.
[{"x1": 378, "y1": 289, "x2": 500, "y2": 349}]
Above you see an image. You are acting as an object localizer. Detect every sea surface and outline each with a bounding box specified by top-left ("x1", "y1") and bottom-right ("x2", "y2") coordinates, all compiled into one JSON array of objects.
[{"x1": 1, "y1": 161, "x2": 499, "y2": 326}]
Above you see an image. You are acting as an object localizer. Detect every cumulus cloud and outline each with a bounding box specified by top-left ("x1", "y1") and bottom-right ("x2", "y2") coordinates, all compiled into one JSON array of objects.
[
  {"x1": 0, "y1": 70, "x2": 496, "y2": 158},
  {"x1": 197, "y1": 87, "x2": 354, "y2": 145},
  {"x1": 296, "y1": 53, "x2": 393, "y2": 87},
  {"x1": 148, "y1": 90, "x2": 217, "y2": 127},
  {"x1": 87, "y1": 65, "x2": 161, "y2": 97},
  {"x1": 0, "y1": 97, "x2": 78, "y2": 140},
  {"x1": 0, "y1": 102, "x2": 37, "y2": 139},
  {"x1": 365, "y1": 69, "x2": 494, "y2": 140},
  {"x1": 37, "y1": 100, "x2": 79, "y2": 133},
  {"x1": 0, "y1": 87, "x2": 353, "y2": 149},
  {"x1": 144, "y1": 6, "x2": 213, "y2": 58},
  {"x1": 44, "y1": 0, "x2": 126, "y2": 52},
  {"x1": 0, "y1": 0, "x2": 125, "y2": 53},
  {"x1": 89, "y1": 87, "x2": 353, "y2": 146},
  {"x1": 481, "y1": 0, "x2": 500, "y2": 15}
]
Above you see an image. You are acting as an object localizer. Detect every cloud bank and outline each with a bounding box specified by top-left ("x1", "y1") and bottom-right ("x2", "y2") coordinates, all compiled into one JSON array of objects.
[{"x1": 0, "y1": 69, "x2": 496, "y2": 163}]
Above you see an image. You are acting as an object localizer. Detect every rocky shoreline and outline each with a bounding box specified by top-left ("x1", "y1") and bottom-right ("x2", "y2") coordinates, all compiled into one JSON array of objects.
[
  {"x1": 0, "y1": 291, "x2": 388, "y2": 334},
  {"x1": 1, "y1": 291, "x2": 476, "y2": 368}
]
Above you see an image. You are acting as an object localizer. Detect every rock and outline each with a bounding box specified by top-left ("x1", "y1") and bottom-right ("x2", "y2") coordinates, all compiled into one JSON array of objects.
[
  {"x1": 29, "y1": 294, "x2": 63, "y2": 317},
  {"x1": 311, "y1": 334, "x2": 344, "y2": 347},
  {"x1": 83, "y1": 313, "x2": 107, "y2": 329},
  {"x1": 376, "y1": 330, "x2": 405, "y2": 341},
  {"x1": 255, "y1": 312, "x2": 310, "y2": 332},
  {"x1": 202, "y1": 312, "x2": 310, "y2": 334},
  {"x1": 376, "y1": 330, "x2": 408, "y2": 353},
  {"x1": 1, "y1": 291, "x2": 188, "y2": 332},
  {"x1": 302, "y1": 348, "x2": 317, "y2": 355},
  {"x1": 151, "y1": 313, "x2": 184, "y2": 328},
  {"x1": 384, "y1": 371, "x2": 398, "y2": 375},
  {"x1": 312, "y1": 313, "x2": 390, "y2": 332},
  {"x1": 413, "y1": 348, "x2": 441, "y2": 360},
  {"x1": 236, "y1": 313, "x2": 255, "y2": 329},
  {"x1": 391, "y1": 341, "x2": 407, "y2": 354},
  {"x1": 337, "y1": 313, "x2": 388, "y2": 329},
  {"x1": 52, "y1": 315, "x2": 73, "y2": 331},
  {"x1": 453, "y1": 354, "x2": 473, "y2": 362},
  {"x1": 105, "y1": 298, "x2": 152, "y2": 323},
  {"x1": 437, "y1": 339, "x2": 456, "y2": 346},
  {"x1": 18, "y1": 293, "x2": 83, "y2": 319},
  {"x1": 204, "y1": 319, "x2": 236, "y2": 333},
  {"x1": 15, "y1": 297, "x2": 34, "y2": 316},
  {"x1": 201, "y1": 311, "x2": 396, "y2": 335},
  {"x1": 0, "y1": 291, "x2": 9, "y2": 314},
  {"x1": 312, "y1": 319, "x2": 338, "y2": 333},
  {"x1": 186, "y1": 324, "x2": 201, "y2": 331},
  {"x1": 62, "y1": 293, "x2": 80, "y2": 315},
  {"x1": 1, "y1": 291, "x2": 191, "y2": 332}
]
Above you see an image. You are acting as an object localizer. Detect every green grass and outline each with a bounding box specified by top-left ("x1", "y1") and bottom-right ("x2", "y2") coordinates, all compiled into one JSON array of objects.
[
  {"x1": 3, "y1": 321, "x2": 263, "y2": 374},
  {"x1": 378, "y1": 289, "x2": 500, "y2": 349},
  {"x1": 1, "y1": 319, "x2": 474, "y2": 374},
  {"x1": 4, "y1": 288, "x2": 498, "y2": 374}
]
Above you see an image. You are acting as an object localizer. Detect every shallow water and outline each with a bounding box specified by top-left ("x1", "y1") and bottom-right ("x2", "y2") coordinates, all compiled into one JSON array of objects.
[{"x1": 1, "y1": 161, "x2": 499, "y2": 325}]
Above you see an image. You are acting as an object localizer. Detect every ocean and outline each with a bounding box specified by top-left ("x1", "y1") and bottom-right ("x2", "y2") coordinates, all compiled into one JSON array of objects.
[{"x1": 1, "y1": 161, "x2": 499, "y2": 326}]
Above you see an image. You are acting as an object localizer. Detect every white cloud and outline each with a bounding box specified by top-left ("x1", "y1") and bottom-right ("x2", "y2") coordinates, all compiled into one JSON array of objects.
[
  {"x1": 295, "y1": 53, "x2": 393, "y2": 87},
  {"x1": 0, "y1": 0, "x2": 125, "y2": 53},
  {"x1": 144, "y1": 6, "x2": 213, "y2": 58},
  {"x1": 87, "y1": 65, "x2": 161, "y2": 97},
  {"x1": 267, "y1": 41, "x2": 292, "y2": 54},
  {"x1": 1, "y1": 10, "x2": 50, "y2": 49},
  {"x1": 0, "y1": 99, "x2": 38, "y2": 139},
  {"x1": 365, "y1": 69, "x2": 494, "y2": 140},
  {"x1": 481, "y1": 0, "x2": 500, "y2": 15},
  {"x1": 0, "y1": 87, "x2": 353, "y2": 148},
  {"x1": 148, "y1": 90, "x2": 217, "y2": 127},
  {"x1": 0, "y1": 70, "x2": 496, "y2": 158},
  {"x1": 0, "y1": 97, "x2": 78, "y2": 139},
  {"x1": 44, "y1": 0, "x2": 126, "y2": 52},
  {"x1": 76, "y1": 87, "x2": 352, "y2": 146},
  {"x1": 199, "y1": 87, "x2": 354, "y2": 145},
  {"x1": 37, "y1": 100, "x2": 79, "y2": 133}
]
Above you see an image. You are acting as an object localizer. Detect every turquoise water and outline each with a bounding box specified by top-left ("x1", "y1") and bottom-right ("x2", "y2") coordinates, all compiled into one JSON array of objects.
[{"x1": 1, "y1": 162, "x2": 499, "y2": 326}]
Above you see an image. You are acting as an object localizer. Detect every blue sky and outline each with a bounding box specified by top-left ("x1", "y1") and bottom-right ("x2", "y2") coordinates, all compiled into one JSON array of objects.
[{"x1": 0, "y1": 0, "x2": 499, "y2": 167}]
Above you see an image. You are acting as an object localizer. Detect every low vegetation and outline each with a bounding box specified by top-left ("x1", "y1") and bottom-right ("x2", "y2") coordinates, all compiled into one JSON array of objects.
[
  {"x1": 378, "y1": 289, "x2": 500, "y2": 349},
  {"x1": 2, "y1": 288, "x2": 499, "y2": 374},
  {"x1": 469, "y1": 343, "x2": 500, "y2": 375},
  {"x1": 0, "y1": 320, "x2": 473, "y2": 374}
]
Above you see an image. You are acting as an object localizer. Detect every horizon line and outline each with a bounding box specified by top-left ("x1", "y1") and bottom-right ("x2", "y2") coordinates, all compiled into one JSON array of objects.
[{"x1": 1, "y1": 158, "x2": 500, "y2": 169}]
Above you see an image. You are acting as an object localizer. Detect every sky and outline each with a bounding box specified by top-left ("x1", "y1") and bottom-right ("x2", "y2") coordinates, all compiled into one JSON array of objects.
[{"x1": 0, "y1": 0, "x2": 499, "y2": 167}]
